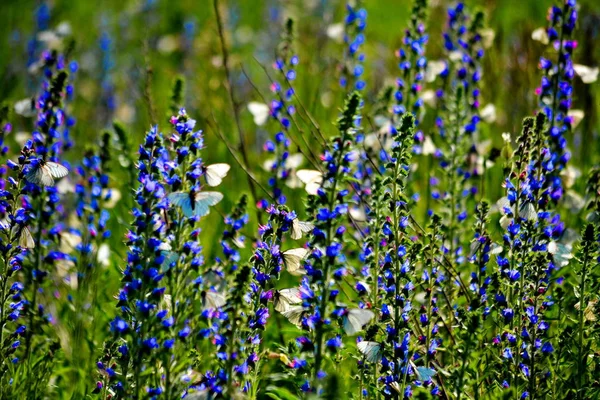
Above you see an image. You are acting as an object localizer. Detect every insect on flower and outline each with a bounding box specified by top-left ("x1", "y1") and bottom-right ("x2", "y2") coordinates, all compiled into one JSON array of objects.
[
  {"x1": 282, "y1": 247, "x2": 310, "y2": 275},
  {"x1": 273, "y1": 288, "x2": 302, "y2": 312},
  {"x1": 168, "y1": 189, "x2": 223, "y2": 218},
  {"x1": 25, "y1": 159, "x2": 68, "y2": 186},
  {"x1": 357, "y1": 340, "x2": 382, "y2": 362}
]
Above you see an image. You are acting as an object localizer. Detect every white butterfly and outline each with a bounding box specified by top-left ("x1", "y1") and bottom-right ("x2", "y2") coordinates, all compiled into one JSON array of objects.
[
  {"x1": 25, "y1": 161, "x2": 69, "y2": 186},
  {"x1": 409, "y1": 360, "x2": 437, "y2": 382},
  {"x1": 201, "y1": 290, "x2": 226, "y2": 310},
  {"x1": 326, "y1": 23, "x2": 345, "y2": 42},
  {"x1": 12, "y1": 225, "x2": 34, "y2": 249},
  {"x1": 281, "y1": 305, "x2": 305, "y2": 327},
  {"x1": 349, "y1": 206, "x2": 366, "y2": 223},
  {"x1": 287, "y1": 153, "x2": 304, "y2": 169},
  {"x1": 480, "y1": 104, "x2": 497, "y2": 123},
  {"x1": 574, "y1": 299, "x2": 598, "y2": 322},
  {"x1": 343, "y1": 308, "x2": 375, "y2": 335},
  {"x1": 296, "y1": 169, "x2": 323, "y2": 195},
  {"x1": 168, "y1": 191, "x2": 223, "y2": 218},
  {"x1": 425, "y1": 60, "x2": 446, "y2": 83},
  {"x1": 282, "y1": 248, "x2": 310, "y2": 276},
  {"x1": 518, "y1": 202, "x2": 537, "y2": 222},
  {"x1": 97, "y1": 243, "x2": 111, "y2": 267},
  {"x1": 248, "y1": 102, "x2": 270, "y2": 126},
  {"x1": 357, "y1": 341, "x2": 382, "y2": 363},
  {"x1": 567, "y1": 110, "x2": 585, "y2": 129},
  {"x1": 481, "y1": 28, "x2": 495, "y2": 49},
  {"x1": 421, "y1": 90, "x2": 437, "y2": 107},
  {"x1": 573, "y1": 64, "x2": 599, "y2": 84},
  {"x1": 421, "y1": 135, "x2": 436, "y2": 156},
  {"x1": 531, "y1": 27, "x2": 549, "y2": 44},
  {"x1": 14, "y1": 98, "x2": 36, "y2": 117},
  {"x1": 273, "y1": 288, "x2": 302, "y2": 312},
  {"x1": 203, "y1": 269, "x2": 226, "y2": 292},
  {"x1": 548, "y1": 241, "x2": 573, "y2": 267},
  {"x1": 448, "y1": 51, "x2": 462, "y2": 62},
  {"x1": 291, "y1": 218, "x2": 314, "y2": 240},
  {"x1": 204, "y1": 163, "x2": 230, "y2": 187}
]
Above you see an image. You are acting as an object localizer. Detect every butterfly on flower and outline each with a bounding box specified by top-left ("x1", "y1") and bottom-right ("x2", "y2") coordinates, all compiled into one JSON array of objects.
[
  {"x1": 357, "y1": 340, "x2": 382, "y2": 362},
  {"x1": 201, "y1": 290, "x2": 226, "y2": 310},
  {"x1": 25, "y1": 159, "x2": 69, "y2": 186},
  {"x1": 273, "y1": 288, "x2": 302, "y2": 312},
  {"x1": 13, "y1": 225, "x2": 35, "y2": 249},
  {"x1": 290, "y1": 218, "x2": 314, "y2": 240},
  {"x1": 282, "y1": 247, "x2": 310, "y2": 276},
  {"x1": 168, "y1": 190, "x2": 223, "y2": 218},
  {"x1": 281, "y1": 305, "x2": 306, "y2": 327}
]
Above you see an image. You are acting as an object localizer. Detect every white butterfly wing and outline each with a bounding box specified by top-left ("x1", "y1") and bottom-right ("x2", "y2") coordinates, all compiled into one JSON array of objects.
[
  {"x1": 45, "y1": 162, "x2": 69, "y2": 178},
  {"x1": 19, "y1": 227, "x2": 35, "y2": 249},
  {"x1": 274, "y1": 288, "x2": 302, "y2": 312},
  {"x1": 568, "y1": 109, "x2": 584, "y2": 128},
  {"x1": 193, "y1": 191, "x2": 224, "y2": 217},
  {"x1": 26, "y1": 165, "x2": 54, "y2": 186},
  {"x1": 14, "y1": 98, "x2": 36, "y2": 117},
  {"x1": 248, "y1": 102, "x2": 270, "y2": 126},
  {"x1": 531, "y1": 27, "x2": 549, "y2": 44},
  {"x1": 281, "y1": 305, "x2": 304, "y2": 327},
  {"x1": 357, "y1": 341, "x2": 382, "y2": 363},
  {"x1": 282, "y1": 248, "x2": 309, "y2": 275},
  {"x1": 326, "y1": 23, "x2": 344, "y2": 42},
  {"x1": 286, "y1": 153, "x2": 304, "y2": 169},
  {"x1": 296, "y1": 169, "x2": 323, "y2": 195},
  {"x1": 344, "y1": 309, "x2": 374, "y2": 335},
  {"x1": 518, "y1": 202, "x2": 537, "y2": 222},
  {"x1": 573, "y1": 64, "x2": 599, "y2": 84},
  {"x1": 205, "y1": 163, "x2": 230, "y2": 187},
  {"x1": 203, "y1": 291, "x2": 226, "y2": 310},
  {"x1": 415, "y1": 366, "x2": 437, "y2": 381},
  {"x1": 291, "y1": 219, "x2": 314, "y2": 240}
]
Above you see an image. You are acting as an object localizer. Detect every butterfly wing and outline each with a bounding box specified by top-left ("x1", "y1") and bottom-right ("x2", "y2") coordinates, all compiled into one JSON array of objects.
[
  {"x1": 193, "y1": 191, "x2": 224, "y2": 217},
  {"x1": 344, "y1": 309, "x2": 374, "y2": 335},
  {"x1": 26, "y1": 165, "x2": 54, "y2": 186},
  {"x1": 282, "y1": 248, "x2": 309, "y2": 275},
  {"x1": 45, "y1": 161, "x2": 69, "y2": 179},
  {"x1": 357, "y1": 341, "x2": 382, "y2": 363},
  {"x1": 14, "y1": 98, "x2": 36, "y2": 117},
  {"x1": 168, "y1": 192, "x2": 194, "y2": 217},
  {"x1": 415, "y1": 366, "x2": 437, "y2": 382},
  {"x1": 296, "y1": 169, "x2": 323, "y2": 195},
  {"x1": 205, "y1": 163, "x2": 231, "y2": 187},
  {"x1": 202, "y1": 291, "x2": 226, "y2": 310},
  {"x1": 291, "y1": 219, "x2": 314, "y2": 240},
  {"x1": 274, "y1": 288, "x2": 302, "y2": 312},
  {"x1": 161, "y1": 251, "x2": 180, "y2": 271},
  {"x1": 248, "y1": 102, "x2": 270, "y2": 126},
  {"x1": 574, "y1": 64, "x2": 599, "y2": 84},
  {"x1": 518, "y1": 202, "x2": 537, "y2": 222},
  {"x1": 19, "y1": 226, "x2": 35, "y2": 249},
  {"x1": 281, "y1": 305, "x2": 304, "y2": 327}
]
